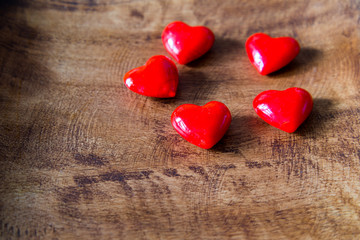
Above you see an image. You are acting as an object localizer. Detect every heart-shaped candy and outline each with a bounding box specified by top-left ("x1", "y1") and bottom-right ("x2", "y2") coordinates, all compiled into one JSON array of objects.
[
  {"x1": 162, "y1": 21, "x2": 215, "y2": 64},
  {"x1": 171, "y1": 101, "x2": 232, "y2": 149},
  {"x1": 124, "y1": 55, "x2": 178, "y2": 98},
  {"x1": 246, "y1": 33, "x2": 300, "y2": 75},
  {"x1": 253, "y1": 87, "x2": 313, "y2": 133}
]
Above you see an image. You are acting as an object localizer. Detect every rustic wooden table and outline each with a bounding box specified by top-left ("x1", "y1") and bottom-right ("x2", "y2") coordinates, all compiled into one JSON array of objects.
[{"x1": 1, "y1": 0, "x2": 359, "y2": 239}]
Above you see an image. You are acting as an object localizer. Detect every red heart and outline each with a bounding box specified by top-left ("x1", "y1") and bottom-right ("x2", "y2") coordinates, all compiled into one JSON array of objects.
[
  {"x1": 162, "y1": 21, "x2": 215, "y2": 65},
  {"x1": 253, "y1": 87, "x2": 313, "y2": 133},
  {"x1": 171, "y1": 101, "x2": 232, "y2": 149},
  {"x1": 246, "y1": 33, "x2": 300, "y2": 75},
  {"x1": 123, "y1": 55, "x2": 178, "y2": 98}
]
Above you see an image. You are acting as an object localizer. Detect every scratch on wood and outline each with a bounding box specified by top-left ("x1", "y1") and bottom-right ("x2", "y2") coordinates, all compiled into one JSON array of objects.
[
  {"x1": 188, "y1": 166, "x2": 206, "y2": 175},
  {"x1": 73, "y1": 175, "x2": 98, "y2": 187},
  {"x1": 74, "y1": 153, "x2": 107, "y2": 166},
  {"x1": 245, "y1": 161, "x2": 272, "y2": 169},
  {"x1": 163, "y1": 168, "x2": 180, "y2": 177}
]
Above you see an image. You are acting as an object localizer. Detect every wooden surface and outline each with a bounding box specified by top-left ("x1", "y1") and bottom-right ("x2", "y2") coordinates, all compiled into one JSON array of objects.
[{"x1": 1, "y1": 0, "x2": 360, "y2": 239}]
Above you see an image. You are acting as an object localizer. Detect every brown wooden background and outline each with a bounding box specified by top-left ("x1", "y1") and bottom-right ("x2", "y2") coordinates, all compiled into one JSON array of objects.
[{"x1": 1, "y1": 0, "x2": 359, "y2": 239}]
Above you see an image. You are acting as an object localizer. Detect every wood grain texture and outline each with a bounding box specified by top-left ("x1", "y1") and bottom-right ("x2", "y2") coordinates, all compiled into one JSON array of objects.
[{"x1": 0, "y1": 0, "x2": 359, "y2": 239}]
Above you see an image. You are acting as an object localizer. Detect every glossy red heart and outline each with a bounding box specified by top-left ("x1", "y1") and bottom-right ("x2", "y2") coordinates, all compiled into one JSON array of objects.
[
  {"x1": 162, "y1": 21, "x2": 215, "y2": 65},
  {"x1": 253, "y1": 87, "x2": 313, "y2": 133},
  {"x1": 246, "y1": 33, "x2": 300, "y2": 75},
  {"x1": 171, "y1": 101, "x2": 232, "y2": 149},
  {"x1": 123, "y1": 55, "x2": 178, "y2": 98}
]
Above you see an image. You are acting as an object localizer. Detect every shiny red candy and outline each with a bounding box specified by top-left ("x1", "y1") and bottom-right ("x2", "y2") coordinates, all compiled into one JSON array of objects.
[
  {"x1": 162, "y1": 21, "x2": 215, "y2": 64},
  {"x1": 246, "y1": 33, "x2": 300, "y2": 75},
  {"x1": 253, "y1": 87, "x2": 313, "y2": 133},
  {"x1": 171, "y1": 101, "x2": 232, "y2": 149},
  {"x1": 124, "y1": 55, "x2": 178, "y2": 98}
]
